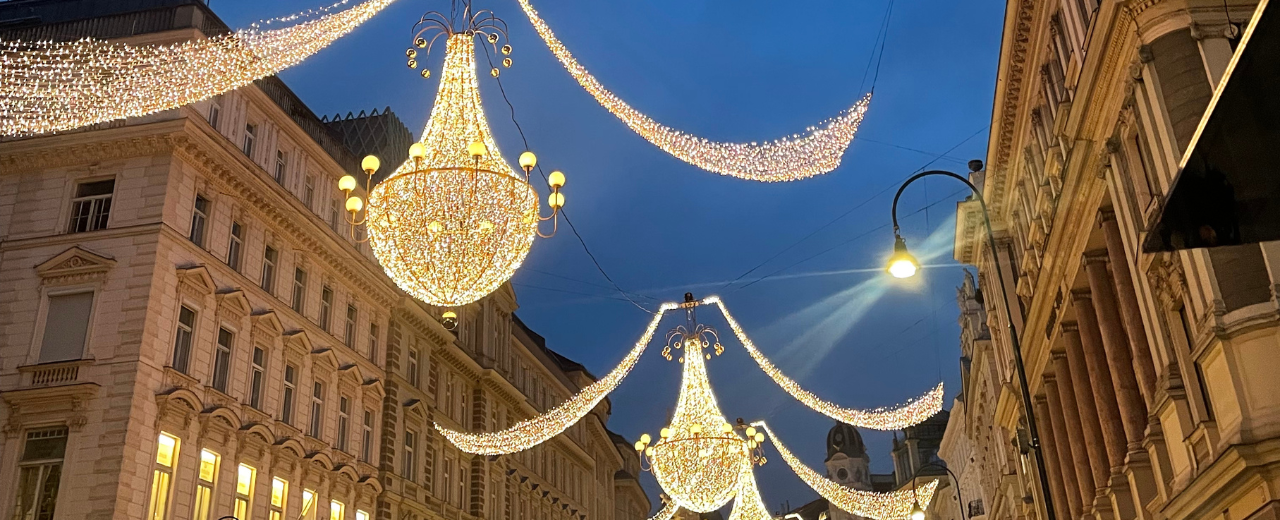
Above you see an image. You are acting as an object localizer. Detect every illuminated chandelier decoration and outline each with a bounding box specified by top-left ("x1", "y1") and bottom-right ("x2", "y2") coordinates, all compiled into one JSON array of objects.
[
  {"x1": 343, "y1": 2, "x2": 566, "y2": 308},
  {"x1": 0, "y1": 0, "x2": 395, "y2": 136},
  {"x1": 436, "y1": 294, "x2": 943, "y2": 519},
  {"x1": 514, "y1": 0, "x2": 872, "y2": 182}
]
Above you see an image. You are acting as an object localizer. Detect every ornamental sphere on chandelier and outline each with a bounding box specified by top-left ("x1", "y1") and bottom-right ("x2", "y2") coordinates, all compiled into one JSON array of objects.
[{"x1": 357, "y1": 12, "x2": 565, "y2": 308}]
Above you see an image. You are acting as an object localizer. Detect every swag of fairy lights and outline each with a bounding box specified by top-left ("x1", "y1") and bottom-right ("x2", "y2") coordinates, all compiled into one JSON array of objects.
[
  {"x1": 0, "y1": 0, "x2": 394, "y2": 136},
  {"x1": 514, "y1": 0, "x2": 872, "y2": 182},
  {"x1": 436, "y1": 295, "x2": 943, "y2": 519}
]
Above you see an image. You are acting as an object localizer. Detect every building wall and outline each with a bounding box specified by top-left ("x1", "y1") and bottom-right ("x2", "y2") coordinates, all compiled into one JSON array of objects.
[
  {"x1": 945, "y1": 1, "x2": 1279, "y2": 520},
  {"x1": 0, "y1": 4, "x2": 648, "y2": 520}
]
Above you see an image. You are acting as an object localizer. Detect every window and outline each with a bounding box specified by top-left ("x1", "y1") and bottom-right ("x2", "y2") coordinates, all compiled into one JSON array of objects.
[
  {"x1": 14, "y1": 427, "x2": 68, "y2": 520},
  {"x1": 193, "y1": 449, "x2": 219, "y2": 520},
  {"x1": 304, "y1": 175, "x2": 316, "y2": 209},
  {"x1": 250, "y1": 346, "x2": 266, "y2": 409},
  {"x1": 172, "y1": 306, "x2": 196, "y2": 373},
  {"x1": 320, "y1": 286, "x2": 333, "y2": 331},
  {"x1": 275, "y1": 151, "x2": 288, "y2": 185},
  {"x1": 224, "y1": 221, "x2": 244, "y2": 271},
  {"x1": 234, "y1": 463, "x2": 256, "y2": 520},
  {"x1": 337, "y1": 396, "x2": 350, "y2": 452},
  {"x1": 328, "y1": 198, "x2": 339, "y2": 232},
  {"x1": 282, "y1": 364, "x2": 298, "y2": 425},
  {"x1": 212, "y1": 328, "x2": 233, "y2": 393},
  {"x1": 39, "y1": 291, "x2": 94, "y2": 363},
  {"x1": 442, "y1": 457, "x2": 453, "y2": 503},
  {"x1": 243, "y1": 124, "x2": 257, "y2": 157},
  {"x1": 356, "y1": 510, "x2": 370, "y2": 520},
  {"x1": 329, "y1": 500, "x2": 345, "y2": 520},
  {"x1": 261, "y1": 246, "x2": 278, "y2": 294},
  {"x1": 189, "y1": 195, "x2": 209, "y2": 246},
  {"x1": 270, "y1": 477, "x2": 288, "y2": 520},
  {"x1": 300, "y1": 489, "x2": 318, "y2": 520},
  {"x1": 147, "y1": 432, "x2": 180, "y2": 520},
  {"x1": 208, "y1": 97, "x2": 222, "y2": 129},
  {"x1": 361, "y1": 410, "x2": 373, "y2": 462},
  {"x1": 292, "y1": 268, "x2": 308, "y2": 313},
  {"x1": 368, "y1": 323, "x2": 380, "y2": 364},
  {"x1": 68, "y1": 179, "x2": 114, "y2": 233},
  {"x1": 403, "y1": 430, "x2": 418, "y2": 482},
  {"x1": 345, "y1": 304, "x2": 358, "y2": 348},
  {"x1": 407, "y1": 347, "x2": 420, "y2": 387},
  {"x1": 310, "y1": 381, "x2": 325, "y2": 438}
]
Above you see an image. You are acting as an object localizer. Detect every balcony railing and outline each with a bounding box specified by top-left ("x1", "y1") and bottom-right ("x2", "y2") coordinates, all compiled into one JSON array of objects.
[{"x1": 18, "y1": 359, "x2": 91, "y2": 387}]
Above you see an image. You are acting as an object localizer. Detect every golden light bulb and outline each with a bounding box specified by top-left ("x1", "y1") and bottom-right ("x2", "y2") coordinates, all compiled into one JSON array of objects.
[
  {"x1": 548, "y1": 170, "x2": 565, "y2": 188},
  {"x1": 645, "y1": 447, "x2": 654, "y2": 457},
  {"x1": 634, "y1": 441, "x2": 645, "y2": 452},
  {"x1": 409, "y1": 142, "x2": 426, "y2": 158},
  {"x1": 887, "y1": 236, "x2": 920, "y2": 279},
  {"x1": 721, "y1": 423, "x2": 733, "y2": 433},
  {"x1": 548, "y1": 192, "x2": 565, "y2": 209},
  {"x1": 640, "y1": 433, "x2": 652, "y2": 444},
  {"x1": 345, "y1": 196, "x2": 364, "y2": 213},
  {"x1": 754, "y1": 432, "x2": 764, "y2": 443},
  {"x1": 468, "y1": 141, "x2": 487, "y2": 158},
  {"x1": 690, "y1": 424, "x2": 702, "y2": 435},
  {"x1": 361, "y1": 155, "x2": 381, "y2": 173},
  {"x1": 338, "y1": 175, "x2": 357, "y2": 192},
  {"x1": 909, "y1": 500, "x2": 926, "y2": 520},
  {"x1": 745, "y1": 427, "x2": 756, "y2": 437},
  {"x1": 519, "y1": 151, "x2": 537, "y2": 171},
  {"x1": 660, "y1": 428, "x2": 672, "y2": 439}
]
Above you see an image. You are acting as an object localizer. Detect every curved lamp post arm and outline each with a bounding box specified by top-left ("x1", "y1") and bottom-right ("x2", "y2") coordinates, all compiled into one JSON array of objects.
[
  {"x1": 910, "y1": 461, "x2": 968, "y2": 520},
  {"x1": 889, "y1": 169, "x2": 1056, "y2": 520}
]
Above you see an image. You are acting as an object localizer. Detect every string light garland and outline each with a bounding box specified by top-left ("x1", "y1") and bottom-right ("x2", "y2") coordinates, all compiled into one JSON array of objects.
[
  {"x1": 367, "y1": 31, "x2": 563, "y2": 308},
  {"x1": 647, "y1": 503, "x2": 678, "y2": 520},
  {"x1": 708, "y1": 297, "x2": 944, "y2": 430},
  {"x1": 0, "y1": 0, "x2": 394, "y2": 136},
  {"x1": 755, "y1": 421, "x2": 939, "y2": 520},
  {"x1": 434, "y1": 304, "x2": 675, "y2": 454},
  {"x1": 514, "y1": 0, "x2": 872, "y2": 182}
]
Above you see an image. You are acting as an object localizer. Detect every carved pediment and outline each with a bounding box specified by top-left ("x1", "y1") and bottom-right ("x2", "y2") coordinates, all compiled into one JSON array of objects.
[
  {"x1": 250, "y1": 310, "x2": 284, "y2": 342},
  {"x1": 216, "y1": 289, "x2": 251, "y2": 321},
  {"x1": 176, "y1": 266, "x2": 216, "y2": 300},
  {"x1": 36, "y1": 247, "x2": 115, "y2": 286},
  {"x1": 310, "y1": 347, "x2": 339, "y2": 370}
]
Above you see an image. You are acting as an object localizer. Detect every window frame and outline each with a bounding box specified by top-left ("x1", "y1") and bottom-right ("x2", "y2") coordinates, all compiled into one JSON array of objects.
[
  {"x1": 337, "y1": 395, "x2": 350, "y2": 452},
  {"x1": 367, "y1": 323, "x2": 380, "y2": 365},
  {"x1": 282, "y1": 363, "x2": 298, "y2": 425},
  {"x1": 212, "y1": 327, "x2": 234, "y2": 393},
  {"x1": 189, "y1": 194, "x2": 209, "y2": 247},
  {"x1": 34, "y1": 288, "x2": 96, "y2": 364},
  {"x1": 292, "y1": 267, "x2": 308, "y2": 313},
  {"x1": 361, "y1": 409, "x2": 374, "y2": 463},
  {"x1": 171, "y1": 304, "x2": 198, "y2": 374},
  {"x1": 262, "y1": 245, "x2": 279, "y2": 294},
  {"x1": 227, "y1": 221, "x2": 245, "y2": 271},
  {"x1": 310, "y1": 380, "x2": 325, "y2": 439},
  {"x1": 320, "y1": 285, "x2": 333, "y2": 331},
  {"x1": 249, "y1": 345, "x2": 266, "y2": 409},
  {"x1": 14, "y1": 427, "x2": 69, "y2": 520},
  {"x1": 147, "y1": 432, "x2": 181, "y2": 520},
  {"x1": 243, "y1": 124, "x2": 257, "y2": 158},
  {"x1": 67, "y1": 177, "x2": 115, "y2": 234},
  {"x1": 275, "y1": 150, "x2": 289, "y2": 185},
  {"x1": 344, "y1": 303, "x2": 358, "y2": 348},
  {"x1": 193, "y1": 449, "x2": 220, "y2": 520}
]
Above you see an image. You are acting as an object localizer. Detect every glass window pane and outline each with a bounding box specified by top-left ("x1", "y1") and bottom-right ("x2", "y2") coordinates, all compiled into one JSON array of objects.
[
  {"x1": 39, "y1": 292, "x2": 93, "y2": 363},
  {"x1": 155, "y1": 433, "x2": 178, "y2": 467}
]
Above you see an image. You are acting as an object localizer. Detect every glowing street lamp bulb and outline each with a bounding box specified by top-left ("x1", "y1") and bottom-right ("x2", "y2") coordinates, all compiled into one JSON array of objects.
[
  {"x1": 640, "y1": 433, "x2": 652, "y2": 444},
  {"x1": 635, "y1": 441, "x2": 645, "y2": 452},
  {"x1": 909, "y1": 500, "x2": 926, "y2": 520},
  {"x1": 361, "y1": 155, "x2": 381, "y2": 173},
  {"x1": 519, "y1": 151, "x2": 537, "y2": 171},
  {"x1": 549, "y1": 192, "x2": 565, "y2": 209},
  {"x1": 338, "y1": 175, "x2": 357, "y2": 192},
  {"x1": 690, "y1": 424, "x2": 702, "y2": 435},
  {"x1": 887, "y1": 236, "x2": 920, "y2": 279},
  {"x1": 468, "y1": 141, "x2": 487, "y2": 158},
  {"x1": 548, "y1": 170, "x2": 565, "y2": 188},
  {"x1": 721, "y1": 423, "x2": 733, "y2": 433},
  {"x1": 408, "y1": 142, "x2": 426, "y2": 158},
  {"x1": 345, "y1": 196, "x2": 364, "y2": 213},
  {"x1": 660, "y1": 428, "x2": 672, "y2": 439},
  {"x1": 745, "y1": 427, "x2": 756, "y2": 438},
  {"x1": 754, "y1": 432, "x2": 765, "y2": 443}
]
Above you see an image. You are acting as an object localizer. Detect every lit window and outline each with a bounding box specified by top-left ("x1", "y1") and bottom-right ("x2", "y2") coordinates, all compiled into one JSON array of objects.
[
  {"x1": 212, "y1": 328, "x2": 233, "y2": 393},
  {"x1": 329, "y1": 500, "x2": 345, "y2": 520},
  {"x1": 227, "y1": 221, "x2": 244, "y2": 271},
  {"x1": 14, "y1": 427, "x2": 68, "y2": 520},
  {"x1": 262, "y1": 246, "x2": 278, "y2": 294},
  {"x1": 301, "y1": 489, "x2": 318, "y2": 520},
  {"x1": 189, "y1": 195, "x2": 209, "y2": 247},
  {"x1": 234, "y1": 463, "x2": 256, "y2": 519},
  {"x1": 193, "y1": 449, "x2": 219, "y2": 520},
  {"x1": 147, "y1": 432, "x2": 180, "y2": 520},
  {"x1": 243, "y1": 124, "x2": 257, "y2": 157},
  {"x1": 39, "y1": 291, "x2": 94, "y2": 363},
  {"x1": 172, "y1": 306, "x2": 196, "y2": 373},
  {"x1": 356, "y1": 510, "x2": 370, "y2": 520},
  {"x1": 68, "y1": 179, "x2": 114, "y2": 233},
  {"x1": 250, "y1": 346, "x2": 266, "y2": 409},
  {"x1": 270, "y1": 477, "x2": 288, "y2": 520}
]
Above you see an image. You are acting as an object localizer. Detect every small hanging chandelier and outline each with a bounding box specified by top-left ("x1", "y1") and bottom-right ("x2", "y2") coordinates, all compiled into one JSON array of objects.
[{"x1": 340, "y1": 2, "x2": 565, "y2": 308}]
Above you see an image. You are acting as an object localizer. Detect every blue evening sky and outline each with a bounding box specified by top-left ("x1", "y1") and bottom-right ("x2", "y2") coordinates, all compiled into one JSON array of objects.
[{"x1": 214, "y1": 0, "x2": 1003, "y2": 513}]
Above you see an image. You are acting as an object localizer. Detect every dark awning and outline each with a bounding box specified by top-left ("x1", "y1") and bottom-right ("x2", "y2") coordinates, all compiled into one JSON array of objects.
[{"x1": 1144, "y1": 0, "x2": 1280, "y2": 252}]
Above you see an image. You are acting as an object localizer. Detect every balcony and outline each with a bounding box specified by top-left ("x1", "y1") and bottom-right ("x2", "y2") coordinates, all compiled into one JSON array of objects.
[{"x1": 17, "y1": 359, "x2": 91, "y2": 388}]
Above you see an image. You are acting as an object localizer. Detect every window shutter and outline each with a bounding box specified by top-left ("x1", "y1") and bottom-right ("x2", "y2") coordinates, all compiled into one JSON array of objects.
[{"x1": 40, "y1": 292, "x2": 93, "y2": 363}]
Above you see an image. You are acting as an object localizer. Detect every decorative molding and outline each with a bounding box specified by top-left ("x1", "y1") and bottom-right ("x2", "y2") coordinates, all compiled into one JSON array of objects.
[
  {"x1": 177, "y1": 265, "x2": 216, "y2": 301},
  {"x1": 215, "y1": 289, "x2": 251, "y2": 321},
  {"x1": 35, "y1": 246, "x2": 116, "y2": 286}
]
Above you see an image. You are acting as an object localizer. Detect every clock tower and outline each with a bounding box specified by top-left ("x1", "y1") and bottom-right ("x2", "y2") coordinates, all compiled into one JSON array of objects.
[{"x1": 825, "y1": 423, "x2": 872, "y2": 520}]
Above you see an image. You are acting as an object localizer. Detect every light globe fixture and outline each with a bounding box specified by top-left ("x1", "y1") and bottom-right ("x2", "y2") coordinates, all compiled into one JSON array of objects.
[
  {"x1": 355, "y1": 2, "x2": 565, "y2": 308},
  {"x1": 887, "y1": 234, "x2": 919, "y2": 279}
]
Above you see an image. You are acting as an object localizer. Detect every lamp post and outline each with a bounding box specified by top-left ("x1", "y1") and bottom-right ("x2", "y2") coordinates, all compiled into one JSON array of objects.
[
  {"x1": 907, "y1": 461, "x2": 968, "y2": 520},
  {"x1": 886, "y1": 161, "x2": 1056, "y2": 520}
]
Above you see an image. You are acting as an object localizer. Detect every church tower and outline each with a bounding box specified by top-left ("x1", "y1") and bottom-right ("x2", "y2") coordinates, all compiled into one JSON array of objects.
[{"x1": 825, "y1": 423, "x2": 872, "y2": 520}]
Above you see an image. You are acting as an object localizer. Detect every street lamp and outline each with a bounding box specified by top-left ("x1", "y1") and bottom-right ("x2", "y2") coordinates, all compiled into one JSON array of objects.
[
  {"x1": 908, "y1": 461, "x2": 969, "y2": 520},
  {"x1": 887, "y1": 161, "x2": 1056, "y2": 520}
]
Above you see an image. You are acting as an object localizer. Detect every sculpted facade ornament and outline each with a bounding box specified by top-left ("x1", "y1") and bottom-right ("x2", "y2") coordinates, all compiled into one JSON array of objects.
[{"x1": 36, "y1": 246, "x2": 116, "y2": 287}]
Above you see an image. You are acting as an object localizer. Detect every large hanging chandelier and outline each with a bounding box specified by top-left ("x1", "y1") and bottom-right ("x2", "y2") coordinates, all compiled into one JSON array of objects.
[
  {"x1": 340, "y1": 3, "x2": 565, "y2": 308},
  {"x1": 434, "y1": 294, "x2": 944, "y2": 519}
]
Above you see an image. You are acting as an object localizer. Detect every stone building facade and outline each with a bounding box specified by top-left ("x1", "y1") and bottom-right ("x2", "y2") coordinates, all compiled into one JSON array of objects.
[
  {"x1": 943, "y1": 0, "x2": 1278, "y2": 519},
  {"x1": 0, "y1": 1, "x2": 648, "y2": 520}
]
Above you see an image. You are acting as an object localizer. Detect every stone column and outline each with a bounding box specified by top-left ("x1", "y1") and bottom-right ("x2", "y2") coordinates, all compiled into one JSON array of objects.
[
  {"x1": 1100, "y1": 213, "x2": 1159, "y2": 408},
  {"x1": 1061, "y1": 322, "x2": 1110, "y2": 498},
  {"x1": 1084, "y1": 254, "x2": 1149, "y2": 451},
  {"x1": 1071, "y1": 289, "x2": 1129, "y2": 469},
  {"x1": 1043, "y1": 373, "x2": 1084, "y2": 519},
  {"x1": 1036, "y1": 395, "x2": 1075, "y2": 520},
  {"x1": 1052, "y1": 348, "x2": 1098, "y2": 512}
]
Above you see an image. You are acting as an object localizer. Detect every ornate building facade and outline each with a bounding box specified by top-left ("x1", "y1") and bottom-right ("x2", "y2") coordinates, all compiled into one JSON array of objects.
[
  {"x1": 0, "y1": 2, "x2": 648, "y2": 520},
  {"x1": 944, "y1": 0, "x2": 1276, "y2": 519}
]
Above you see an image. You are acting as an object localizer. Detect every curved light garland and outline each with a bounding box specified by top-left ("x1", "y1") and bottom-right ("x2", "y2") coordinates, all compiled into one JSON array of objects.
[
  {"x1": 0, "y1": 0, "x2": 394, "y2": 136},
  {"x1": 514, "y1": 0, "x2": 872, "y2": 182},
  {"x1": 755, "y1": 421, "x2": 938, "y2": 520},
  {"x1": 647, "y1": 503, "x2": 679, "y2": 520},
  {"x1": 707, "y1": 296, "x2": 944, "y2": 430},
  {"x1": 647, "y1": 334, "x2": 747, "y2": 513},
  {"x1": 434, "y1": 303, "x2": 675, "y2": 454}
]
